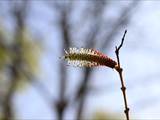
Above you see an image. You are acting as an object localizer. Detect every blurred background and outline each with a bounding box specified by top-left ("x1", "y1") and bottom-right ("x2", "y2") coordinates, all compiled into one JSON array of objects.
[{"x1": 0, "y1": 0, "x2": 160, "y2": 120}]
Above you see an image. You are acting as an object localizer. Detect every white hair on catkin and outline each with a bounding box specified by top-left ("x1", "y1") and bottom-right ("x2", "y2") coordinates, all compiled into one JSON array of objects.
[{"x1": 62, "y1": 47, "x2": 117, "y2": 68}]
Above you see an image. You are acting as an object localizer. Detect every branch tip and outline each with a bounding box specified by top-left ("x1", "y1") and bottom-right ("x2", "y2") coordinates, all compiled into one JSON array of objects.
[{"x1": 117, "y1": 30, "x2": 127, "y2": 51}]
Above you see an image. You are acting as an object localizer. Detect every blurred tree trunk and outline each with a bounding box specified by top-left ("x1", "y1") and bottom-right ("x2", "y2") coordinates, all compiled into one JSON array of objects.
[
  {"x1": 2, "y1": 1, "x2": 28, "y2": 119},
  {"x1": 55, "y1": 4, "x2": 72, "y2": 120}
]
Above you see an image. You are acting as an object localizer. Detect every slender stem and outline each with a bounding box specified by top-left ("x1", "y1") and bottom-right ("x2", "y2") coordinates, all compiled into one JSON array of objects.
[
  {"x1": 116, "y1": 66, "x2": 129, "y2": 120},
  {"x1": 115, "y1": 30, "x2": 129, "y2": 120}
]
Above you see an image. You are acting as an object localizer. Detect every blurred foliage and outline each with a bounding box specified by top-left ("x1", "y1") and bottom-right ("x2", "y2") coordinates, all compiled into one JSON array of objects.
[
  {"x1": 91, "y1": 110, "x2": 122, "y2": 120},
  {"x1": 14, "y1": 30, "x2": 41, "y2": 91},
  {"x1": 15, "y1": 28, "x2": 41, "y2": 74},
  {"x1": 0, "y1": 27, "x2": 11, "y2": 69},
  {"x1": 0, "y1": 23, "x2": 41, "y2": 92}
]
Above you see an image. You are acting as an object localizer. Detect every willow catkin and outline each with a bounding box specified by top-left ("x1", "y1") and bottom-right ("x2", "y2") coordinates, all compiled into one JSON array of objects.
[{"x1": 62, "y1": 47, "x2": 117, "y2": 68}]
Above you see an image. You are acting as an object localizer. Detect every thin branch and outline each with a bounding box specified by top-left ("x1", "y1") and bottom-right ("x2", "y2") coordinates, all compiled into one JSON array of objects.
[
  {"x1": 115, "y1": 30, "x2": 129, "y2": 120},
  {"x1": 76, "y1": 68, "x2": 92, "y2": 120},
  {"x1": 55, "y1": 5, "x2": 72, "y2": 120},
  {"x1": 117, "y1": 30, "x2": 127, "y2": 52}
]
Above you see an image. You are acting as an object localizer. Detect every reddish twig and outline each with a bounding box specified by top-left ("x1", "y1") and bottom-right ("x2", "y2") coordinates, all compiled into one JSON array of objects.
[{"x1": 115, "y1": 30, "x2": 129, "y2": 120}]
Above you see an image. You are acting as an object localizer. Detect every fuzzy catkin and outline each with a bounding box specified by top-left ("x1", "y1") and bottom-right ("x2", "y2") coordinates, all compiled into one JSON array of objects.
[{"x1": 63, "y1": 48, "x2": 117, "y2": 68}]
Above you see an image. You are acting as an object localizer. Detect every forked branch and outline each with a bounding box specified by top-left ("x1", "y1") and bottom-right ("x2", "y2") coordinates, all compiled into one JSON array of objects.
[{"x1": 115, "y1": 30, "x2": 129, "y2": 120}]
